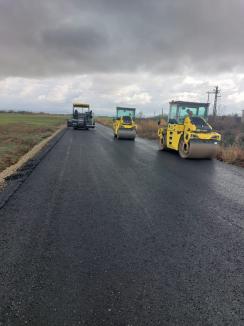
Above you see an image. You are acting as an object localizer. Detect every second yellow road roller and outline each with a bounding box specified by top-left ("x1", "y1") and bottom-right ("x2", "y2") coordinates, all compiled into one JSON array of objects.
[
  {"x1": 113, "y1": 107, "x2": 137, "y2": 140},
  {"x1": 158, "y1": 101, "x2": 221, "y2": 159}
]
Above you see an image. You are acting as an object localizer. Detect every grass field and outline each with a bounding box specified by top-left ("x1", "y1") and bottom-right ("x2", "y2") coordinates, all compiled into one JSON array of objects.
[
  {"x1": 96, "y1": 116, "x2": 244, "y2": 167},
  {"x1": 0, "y1": 113, "x2": 66, "y2": 173}
]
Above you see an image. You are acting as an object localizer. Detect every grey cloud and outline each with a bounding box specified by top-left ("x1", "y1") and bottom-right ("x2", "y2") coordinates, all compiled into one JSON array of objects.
[{"x1": 0, "y1": 0, "x2": 244, "y2": 77}]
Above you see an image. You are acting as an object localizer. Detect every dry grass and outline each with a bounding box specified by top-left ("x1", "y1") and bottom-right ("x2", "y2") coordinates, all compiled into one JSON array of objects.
[
  {"x1": 0, "y1": 113, "x2": 66, "y2": 173},
  {"x1": 217, "y1": 146, "x2": 244, "y2": 167},
  {"x1": 136, "y1": 119, "x2": 159, "y2": 139}
]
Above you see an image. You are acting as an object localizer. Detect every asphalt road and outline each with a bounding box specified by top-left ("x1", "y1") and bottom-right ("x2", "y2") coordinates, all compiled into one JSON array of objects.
[{"x1": 0, "y1": 124, "x2": 244, "y2": 326}]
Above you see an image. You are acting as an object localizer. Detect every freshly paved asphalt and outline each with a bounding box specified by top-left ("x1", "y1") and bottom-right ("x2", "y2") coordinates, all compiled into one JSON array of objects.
[{"x1": 0, "y1": 124, "x2": 244, "y2": 326}]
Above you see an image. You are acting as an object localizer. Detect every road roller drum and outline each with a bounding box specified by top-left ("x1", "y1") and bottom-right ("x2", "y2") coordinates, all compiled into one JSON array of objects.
[
  {"x1": 179, "y1": 139, "x2": 220, "y2": 159},
  {"x1": 117, "y1": 129, "x2": 136, "y2": 140}
]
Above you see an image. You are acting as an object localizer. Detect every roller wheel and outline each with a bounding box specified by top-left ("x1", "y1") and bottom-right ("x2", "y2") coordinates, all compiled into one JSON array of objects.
[
  {"x1": 159, "y1": 134, "x2": 167, "y2": 151},
  {"x1": 179, "y1": 137, "x2": 190, "y2": 159}
]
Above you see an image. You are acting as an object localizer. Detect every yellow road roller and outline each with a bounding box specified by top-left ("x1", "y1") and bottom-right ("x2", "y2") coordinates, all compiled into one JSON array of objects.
[
  {"x1": 158, "y1": 101, "x2": 221, "y2": 158},
  {"x1": 113, "y1": 107, "x2": 137, "y2": 140}
]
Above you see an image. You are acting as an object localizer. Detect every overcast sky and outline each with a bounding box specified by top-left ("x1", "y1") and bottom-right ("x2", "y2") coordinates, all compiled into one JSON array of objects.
[{"x1": 0, "y1": 0, "x2": 244, "y2": 115}]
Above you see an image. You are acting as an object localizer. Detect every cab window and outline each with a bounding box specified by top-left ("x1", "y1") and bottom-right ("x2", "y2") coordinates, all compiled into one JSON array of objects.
[
  {"x1": 178, "y1": 106, "x2": 197, "y2": 123},
  {"x1": 168, "y1": 105, "x2": 178, "y2": 124},
  {"x1": 198, "y1": 106, "x2": 207, "y2": 118}
]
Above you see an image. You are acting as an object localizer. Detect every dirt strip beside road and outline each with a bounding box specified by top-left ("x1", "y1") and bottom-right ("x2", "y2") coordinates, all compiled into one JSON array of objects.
[{"x1": 0, "y1": 126, "x2": 65, "y2": 189}]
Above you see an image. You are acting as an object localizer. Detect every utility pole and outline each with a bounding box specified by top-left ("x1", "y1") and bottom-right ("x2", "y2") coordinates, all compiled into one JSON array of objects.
[
  {"x1": 213, "y1": 86, "x2": 221, "y2": 117},
  {"x1": 161, "y1": 107, "x2": 164, "y2": 117},
  {"x1": 207, "y1": 91, "x2": 211, "y2": 103},
  {"x1": 207, "y1": 86, "x2": 221, "y2": 118}
]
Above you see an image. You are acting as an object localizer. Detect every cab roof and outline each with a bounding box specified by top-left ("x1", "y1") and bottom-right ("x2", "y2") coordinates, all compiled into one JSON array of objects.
[
  {"x1": 169, "y1": 101, "x2": 209, "y2": 107},
  {"x1": 73, "y1": 103, "x2": 90, "y2": 108},
  {"x1": 116, "y1": 107, "x2": 136, "y2": 111}
]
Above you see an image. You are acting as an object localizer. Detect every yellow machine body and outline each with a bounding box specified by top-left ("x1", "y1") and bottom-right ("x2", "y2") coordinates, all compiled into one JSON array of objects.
[
  {"x1": 158, "y1": 101, "x2": 221, "y2": 159},
  {"x1": 113, "y1": 107, "x2": 137, "y2": 140}
]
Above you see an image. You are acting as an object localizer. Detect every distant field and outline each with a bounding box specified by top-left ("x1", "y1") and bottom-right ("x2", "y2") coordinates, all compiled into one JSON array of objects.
[{"x1": 0, "y1": 113, "x2": 66, "y2": 173}]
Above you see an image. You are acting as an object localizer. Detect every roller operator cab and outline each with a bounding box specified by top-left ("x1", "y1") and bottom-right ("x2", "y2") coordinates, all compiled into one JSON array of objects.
[
  {"x1": 158, "y1": 101, "x2": 221, "y2": 159},
  {"x1": 67, "y1": 103, "x2": 95, "y2": 130},
  {"x1": 113, "y1": 107, "x2": 137, "y2": 140}
]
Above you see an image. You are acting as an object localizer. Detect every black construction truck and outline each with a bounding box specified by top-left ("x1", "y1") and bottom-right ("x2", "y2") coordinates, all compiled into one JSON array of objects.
[{"x1": 67, "y1": 103, "x2": 95, "y2": 130}]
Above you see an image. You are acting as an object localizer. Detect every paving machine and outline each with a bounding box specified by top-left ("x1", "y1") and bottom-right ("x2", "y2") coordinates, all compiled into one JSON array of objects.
[
  {"x1": 158, "y1": 101, "x2": 221, "y2": 158},
  {"x1": 113, "y1": 107, "x2": 136, "y2": 140},
  {"x1": 68, "y1": 103, "x2": 95, "y2": 130}
]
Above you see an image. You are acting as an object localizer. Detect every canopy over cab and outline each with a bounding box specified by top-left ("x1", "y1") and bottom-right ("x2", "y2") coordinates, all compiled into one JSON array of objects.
[{"x1": 73, "y1": 103, "x2": 90, "y2": 108}]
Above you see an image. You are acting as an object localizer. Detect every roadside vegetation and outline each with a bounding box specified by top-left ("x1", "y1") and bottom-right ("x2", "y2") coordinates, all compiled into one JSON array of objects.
[
  {"x1": 96, "y1": 115, "x2": 244, "y2": 168},
  {"x1": 209, "y1": 116, "x2": 244, "y2": 167},
  {"x1": 0, "y1": 112, "x2": 66, "y2": 173}
]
